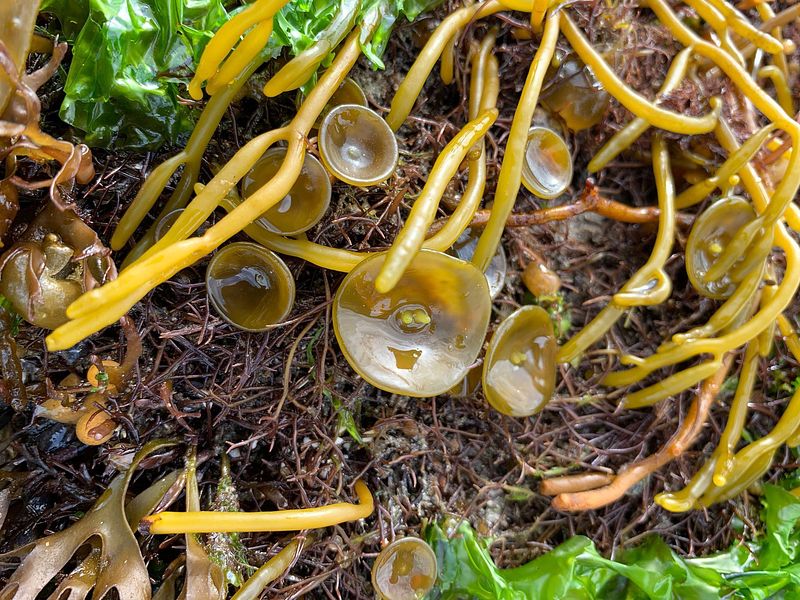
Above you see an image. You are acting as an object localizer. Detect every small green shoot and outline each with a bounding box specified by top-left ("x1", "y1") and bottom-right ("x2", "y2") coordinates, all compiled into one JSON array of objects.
[
  {"x1": 324, "y1": 389, "x2": 363, "y2": 444},
  {"x1": 721, "y1": 375, "x2": 740, "y2": 395},
  {"x1": 526, "y1": 290, "x2": 571, "y2": 340},
  {"x1": 305, "y1": 325, "x2": 324, "y2": 367},
  {"x1": 0, "y1": 295, "x2": 22, "y2": 336},
  {"x1": 501, "y1": 485, "x2": 536, "y2": 502},
  {"x1": 769, "y1": 362, "x2": 800, "y2": 396}
]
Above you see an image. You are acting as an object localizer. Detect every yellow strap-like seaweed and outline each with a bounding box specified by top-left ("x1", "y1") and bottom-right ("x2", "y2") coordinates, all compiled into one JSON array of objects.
[
  {"x1": 188, "y1": 0, "x2": 288, "y2": 99},
  {"x1": 560, "y1": 13, "x2": 721, "y2": 136},
  {"x1": 375, "y1": 108, "x2": 497, "y2": 293},
  {"x1": 471, "y1": 10, "x2": 559, "y2": 271},
  {"x1": 588, "y1": 46, "x2": 694, "y2": 173},
  {"x1": 386, "y1": 0, "x2": 502, "y2": 131},
  {"x1": 558, "y1": 135, "x2": 675, "y2": 364},
  {"x1": 48, "y1": 29, "x2": 370, "y2": 350}
]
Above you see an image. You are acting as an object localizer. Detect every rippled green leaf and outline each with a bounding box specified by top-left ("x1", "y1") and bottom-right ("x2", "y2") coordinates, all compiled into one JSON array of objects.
[{"x1": 427, "y1": 487, "x2": 800, "y2": 600}]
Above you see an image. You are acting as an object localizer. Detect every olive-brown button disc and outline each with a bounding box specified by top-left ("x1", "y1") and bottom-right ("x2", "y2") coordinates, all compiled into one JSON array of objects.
[
  {"x1": 206, "y1": 242, "x2": 295, "y2": 332},
  {"x1": 686, "y1": 196, "x2": 758, "y2": 299},
  {"x1": 483, "y1": 305, "x2": 557, "y2": 417},
  {"x1": 333, "y1": 249, "x2": 491, "y2": 397},
  {"x1": 319, "y1": 104, "x2": 398, "y2": 187},
  {"x1": 371, "y1": 537, "x2": 437, "y2": 600}
]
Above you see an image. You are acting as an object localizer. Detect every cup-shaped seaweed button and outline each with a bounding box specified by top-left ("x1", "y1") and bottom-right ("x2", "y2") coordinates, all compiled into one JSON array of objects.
[
  {"x1": 333, "y1": 249, "x2": 491, "y2": 397},
  {"x1": 541, "y1": 55, "x2": 610, "y2": 132},
  {"x1": 319, "y1": 77, "x2": 368, "y2": 121},
  {"x1": 154, "y1": 209, "x2": 186, "y2": 242},
  {"x1": 483, "y1": 305, "x2": 557, "y2": 417},
  {"x1": 241, "y1": 148, "x2": 332, "y2": 236},
  {"x1": 0, "y1": 234, "x2": 83, "y2": 329},
  {"x1": 448, "y1": 364, "x2": 483, "y2": 397},
  {"x1": 521, "y1": 126, "x2": 573, "y2": 199},
  {"x1": 686, "y1": 196, "x2": 758, "y2": 299},
  {"x1": 319, "y1": 104, "x2": 398, "y2": 187},
  {"x1": 449, "y1": 227, "x2": 507, "y2": 299},
  {"x1": 206, "y1": 242, "x2": 295, "y2": 331},
  {"x1": 371, "y1": 537, "x2": 437, "y2": 600},
  {"x1": 0, "y1": 206, "x2": 115, "y2": 329},
  {"x1": 332, "y1": 78, "x2": 368, "y2": 107}
]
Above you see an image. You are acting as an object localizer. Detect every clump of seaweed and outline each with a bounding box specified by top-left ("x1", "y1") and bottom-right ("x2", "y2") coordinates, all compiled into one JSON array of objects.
[
  {"x1": 39, "y1": 0, "x2": 800, "y2": 520},
  {"x1": 0, "y1": 440, "x2": 179, "y2": 599},
  {"x1": 3, "y1": 4, "x2": 800, "y2": 597},
  {"x1": 0, "y1": 2, "x2": 94, "y2": 214}
]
